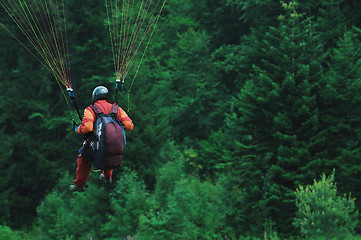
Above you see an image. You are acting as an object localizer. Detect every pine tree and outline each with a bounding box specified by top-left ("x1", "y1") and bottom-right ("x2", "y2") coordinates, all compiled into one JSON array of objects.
[
  {"x1": 318, "y1": 28, "x2": 361, "y2": 213},
  {"x1": 294, "y1": 171, "x2": 358, "y2": 239},
  {"x1": 224, "y1": 1, "x2": 327, "y2": 236},
  {"x1": 120, "y1": 0, "x2": 227, "y2": 188},
  {"x1": 0, "y1": 0, "x2": 98, "y2": 228},
  {"x1": 0, "y1": 47, "x2": 77, "y2": 227}
]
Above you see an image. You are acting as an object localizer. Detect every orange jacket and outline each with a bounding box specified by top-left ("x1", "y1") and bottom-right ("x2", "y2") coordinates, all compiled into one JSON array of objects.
[{"x1": 77, "y1": 100, "x2": 134, "y2": 134}]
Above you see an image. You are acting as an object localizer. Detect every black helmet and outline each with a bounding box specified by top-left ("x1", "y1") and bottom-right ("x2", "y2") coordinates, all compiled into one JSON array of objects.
[{"x1": 92, "y1": 86, "x2": 109, "y2": 102}]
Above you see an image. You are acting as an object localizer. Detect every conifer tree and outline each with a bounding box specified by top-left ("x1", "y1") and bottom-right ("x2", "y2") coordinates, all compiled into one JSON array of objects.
[
  {"x1": 294, "y1": 171, "x2": 358, "y2": 239},
  {"x1": 223, "y1": 1, "x2": 327, "y2": 235},
  {"x1": 318, "y1": 28, "x2": 361, "y2": 210},
  {"x1": 0, "y1": 49, "x2": 76, "y2": 227},
  {"x1": 0, "y1": 0, "x2": 89, "y2": 228},
  {"x1": 121, "y1": 0, "x2": 226, "y2": 188}
]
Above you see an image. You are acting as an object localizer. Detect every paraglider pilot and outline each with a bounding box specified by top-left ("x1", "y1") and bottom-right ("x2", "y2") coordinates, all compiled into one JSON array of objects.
[{"x1": 70, "y1": 86, "x2": 134, "y2": 192}]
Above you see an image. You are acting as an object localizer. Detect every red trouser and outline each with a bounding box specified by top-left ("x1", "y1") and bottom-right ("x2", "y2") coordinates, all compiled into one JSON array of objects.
[{"x1": 73, "y1": 154, "x2": 113, "y2": 187}]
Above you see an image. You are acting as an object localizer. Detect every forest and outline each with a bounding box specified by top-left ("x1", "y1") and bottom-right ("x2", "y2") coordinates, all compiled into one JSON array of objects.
[{"x1": 1, "y1": 0, "x2": 361, "y2": 239}]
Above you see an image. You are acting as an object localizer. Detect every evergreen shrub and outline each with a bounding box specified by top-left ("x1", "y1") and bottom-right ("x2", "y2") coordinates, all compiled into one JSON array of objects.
[{"x1": 293, "y1": 170, "x2": 358, "y2": 239}]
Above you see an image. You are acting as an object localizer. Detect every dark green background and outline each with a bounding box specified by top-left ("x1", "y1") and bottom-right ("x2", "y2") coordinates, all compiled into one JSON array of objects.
[{"x1": 1, "y1": 0, "x2": 361, "y2": 239}]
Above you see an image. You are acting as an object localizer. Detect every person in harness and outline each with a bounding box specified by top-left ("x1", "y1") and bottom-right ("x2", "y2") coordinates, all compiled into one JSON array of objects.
[{"x1": 70, "y1": 86, "x2": 134, "y2": 192}]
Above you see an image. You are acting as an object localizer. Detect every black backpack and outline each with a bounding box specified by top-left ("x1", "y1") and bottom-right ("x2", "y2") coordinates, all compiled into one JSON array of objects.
[{"x1": 81, "y1": 104, "x2": 126, "y2": 170}]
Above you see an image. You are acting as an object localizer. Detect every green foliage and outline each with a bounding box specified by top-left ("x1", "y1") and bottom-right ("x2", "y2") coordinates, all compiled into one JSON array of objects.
[
  {"x1": 222, "y1": 1, "x2": 329, "y2": 234},
  {"x1": 153, "y1": 141, "x2": 186, "y2": 206},
  {"x1": 226, "y1": 0, "x2": 280, "y2": 29},
  {"x1": 193, "y1": 0, "x2": 244, "y2": 46},
  {"x1": 36, "y1": 191, "x2": 71, "y2": 239},
  {"x1": 33, "y1": 144, "x2": 228, "y2": 240},
  {"x1": 138, "y1": 159, "x2": 226, "y2": 239},
  {"x1": 318, "y1": 28, "x2": 361, "y2": 199},
  {"x1": 0, "y1": 225, "x2": 23, "y2": 240},
  {"x1": 3, "y1": 0, "x2": 361, "y2": 239},
  {"x1": 294, "y1": 171, "x2": 358, "y2": 239},
  {"x1": 36, "y1": 173, "x2": 74, "y2": 239},
  {"x1": 0, "y1": 128, "x2": 13, "y2": 225},
  {"x1": 0, "y1": 50, "x2": 77, "y2": 227},
  {"x1": 102, "y1": 171, "x2": 149, "y2": 238},
  {"x1": 216, "y1": 173, "x2": 246, "y2": 239},
  {"x1": 36, "y1": 173, "x2": 112, "y2": 240},
  {"x1": 189, "y1": 130, "x2": 233, "y2": 179}
]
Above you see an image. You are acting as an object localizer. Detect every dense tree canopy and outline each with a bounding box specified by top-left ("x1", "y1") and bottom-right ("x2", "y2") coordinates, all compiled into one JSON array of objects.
[{"x1": 1, "y1": 0, "x2": 361, "y2": 239}]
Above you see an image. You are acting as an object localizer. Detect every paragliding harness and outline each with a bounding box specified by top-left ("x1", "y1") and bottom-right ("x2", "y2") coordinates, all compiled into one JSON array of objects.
[{"x1": 80, "y1": 103, "x2": 126, "y2": 170}]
